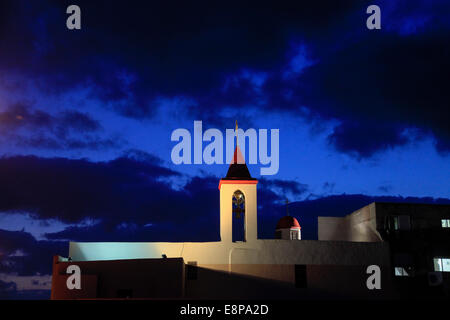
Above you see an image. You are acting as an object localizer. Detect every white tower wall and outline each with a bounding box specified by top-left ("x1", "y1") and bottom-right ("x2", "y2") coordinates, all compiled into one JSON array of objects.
[{"x1": 219, "y1": 182, "x2": 257, "y2": 243}]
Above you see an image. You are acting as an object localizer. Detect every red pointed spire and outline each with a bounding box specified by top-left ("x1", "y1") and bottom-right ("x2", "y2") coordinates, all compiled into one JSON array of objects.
[
  {"x1": 218, "y1": 120, "x2": 258, "y2": 189},
  {"x1": 231, "y1": 145, "x2": 245, "y2": 165}
]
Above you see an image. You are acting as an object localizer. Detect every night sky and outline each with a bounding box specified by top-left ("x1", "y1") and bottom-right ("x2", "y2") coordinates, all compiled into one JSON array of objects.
[{"x1": 0, "y1": 0, "x2": 449, "y2": 299}]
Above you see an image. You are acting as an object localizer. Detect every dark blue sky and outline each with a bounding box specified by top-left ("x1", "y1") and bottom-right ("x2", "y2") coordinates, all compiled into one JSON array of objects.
[{"x1": 0, "y1": 0, "x2": 449, "y2": 298}]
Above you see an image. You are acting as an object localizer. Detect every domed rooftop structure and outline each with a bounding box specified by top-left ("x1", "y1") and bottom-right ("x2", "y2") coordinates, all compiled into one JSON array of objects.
[
  {"x1": 276, "y1": 216, "x2": 301, "y2": 230},
  {"x1": 275, "y1": 216, "x2": 301, "y2": 240}
]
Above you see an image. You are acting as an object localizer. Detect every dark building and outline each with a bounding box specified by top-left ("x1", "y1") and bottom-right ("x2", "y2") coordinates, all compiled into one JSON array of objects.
[{"x1": 319, "y1": 202, "x2": 450, "y2": 298}]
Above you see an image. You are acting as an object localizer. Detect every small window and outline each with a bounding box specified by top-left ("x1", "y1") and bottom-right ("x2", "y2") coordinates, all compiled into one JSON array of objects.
[
  {"x1": 393, "y1": 216, "x2": 399, "y2": 230},
  {"x1": 290, "y1": 230, "x2": 299, "y2": 240},
  {"x1": 434, "y1": 258, "x2": 450, "y2": 272},
  {"x1": 394, "y1": 267, "x2": 409, "y2": 276},
  {"x1": 294, "y1": 265, "x2": 307, "y2": 288},
  {"x1": 392, "y1": 215, "x2": 410, "y2": 230},
  {"x1": 442, "y1": 219, "x2": 450, "y2": 228}
]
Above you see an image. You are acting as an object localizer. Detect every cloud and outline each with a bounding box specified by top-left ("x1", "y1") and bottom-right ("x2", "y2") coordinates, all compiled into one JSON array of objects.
[
  {"x1": 378, "y1": 185, "x2": 393, "y2": 193},
  {"x1": 327, "y1": 121, "x2": 411, "y2": 158},
  {"x1": 259, "y1": 178, "x2": 308, "y2": 199},
  {"x1": 0, "y1": 279, "x2": 19, "y2": 299},
  {"x1": 381, "y1": 0, "x2": 450, "y2": 35},
  {"x1": 0, "y1": 273, "x2": 52, "y2": 299},
  {"x1": 1, "y1": 1, "x2": 449, "y2": 158},
  {"x1": 322, "y1": 182, "x2": 336, "y2": 193},
  {"x1": 0, "y1": 103, "x2": 122, "y2": 151},
  {"x1": 0, "y1": 153, "x2": 182, "y2": 224},
  {"x1": 0, "y1": 229, "x2": 67, "y2": 276},
  {"x1": 296, "y1": 30, "x2": 450, "y2": 157},
  {"x1": 0, "y1": 279, "x2": 16, "y2": 292},
  {"x1": 0, "y1": 1, "x2": 367, "y2": 116}
]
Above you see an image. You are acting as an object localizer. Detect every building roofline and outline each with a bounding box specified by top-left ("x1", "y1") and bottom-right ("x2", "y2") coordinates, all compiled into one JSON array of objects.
[{"x1": 372, "y1": 201, "x2": 450, "y2": 207}]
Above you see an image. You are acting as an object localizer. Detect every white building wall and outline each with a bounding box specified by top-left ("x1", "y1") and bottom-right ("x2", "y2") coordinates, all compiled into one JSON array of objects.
[
  {"x1": 318, "y1": 203, "x2": 382, "y2": 242},
  {"x1": 69, "y1": 239, "x2": 390, "y2": 266}
]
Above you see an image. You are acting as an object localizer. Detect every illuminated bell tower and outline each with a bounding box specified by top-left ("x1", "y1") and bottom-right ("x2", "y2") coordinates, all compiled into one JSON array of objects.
[{"x1": 218, "y1": 121, "x2": 258, "y2": 243}]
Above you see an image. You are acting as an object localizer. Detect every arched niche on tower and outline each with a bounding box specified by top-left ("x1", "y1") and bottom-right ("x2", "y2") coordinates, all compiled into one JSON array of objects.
[{"x1": 232, "y1": 190, "x2": 246, "y2": 242}]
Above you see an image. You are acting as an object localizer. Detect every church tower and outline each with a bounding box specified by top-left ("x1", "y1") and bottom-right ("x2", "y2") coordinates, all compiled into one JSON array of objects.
[{"x1": 218, "y1": 122, "x2": 258, "y2": 243}]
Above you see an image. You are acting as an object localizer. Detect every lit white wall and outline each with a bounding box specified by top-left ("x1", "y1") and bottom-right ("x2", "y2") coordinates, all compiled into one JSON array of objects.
[{"x1": 220, "y1": 182, "x2": 257, "y2": 243}]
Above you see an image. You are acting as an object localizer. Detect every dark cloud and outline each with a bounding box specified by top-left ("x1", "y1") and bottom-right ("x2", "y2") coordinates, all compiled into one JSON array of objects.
[
  {"x1": 259, "y1": 178, "x2": 308, "y2": 197},
  {"x1": 327, "y1": 121, "x2": 410, "y2": 158},
  {"x1": 0, "y1": 0, "x2": 367, "y2": 116},
  {"x1": 0, "y1": 103, "x2": 100, "y2": 134},
  {"x1": 13, "y1": 134, "x2": 121, "y2": 151},
  {"x1": 45, "y1": 219, "x2": 218, "y2": 243},
  {"x1": 0, "y1": 229, "x2": 67, "y2": 276},
  {"x1": 187, "y1": 3, "x2": 450, "y2": 157},
  {"x1": 0, "y1": 104, "x2": 53, "y2": 130},
  {"x1": 0, "y1": 227, "x2": 65, "y2": 299},
  {"x1": 1, "y1": 1, "x2": 449, "y2": 157},
  {"x1": 0, "y1": 279, "x2": 18, "y2": 299},
  {"x1": 59, "y1": 110, "x2": 100, "y2": 132},
  {"x1": 0, "y1": 103, "x2": 119, "y2": 151},
  {"x1": 0, "y1": 280, "x2": 16, "y2": 292},
  {"x1": 121, "y1": 148, "x2": 164, "y2": 165},
  {"x1": 322, "y1": 182, "x2": 336, "y2": 193},
  {"x1": 296, "y1": 30, "x2": 450, "y2": 156},
  {"x1": 378, "y1": 185, "x2": 393, "y2": 193},
  {"x1": 0, "y1": 154, "x2": 181, "y2": 224}
]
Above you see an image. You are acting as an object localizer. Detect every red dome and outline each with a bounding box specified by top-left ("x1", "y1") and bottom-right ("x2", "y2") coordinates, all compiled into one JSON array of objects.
[{"x1": 276, "y1": 216, "x2": 301, "y2": 229}]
